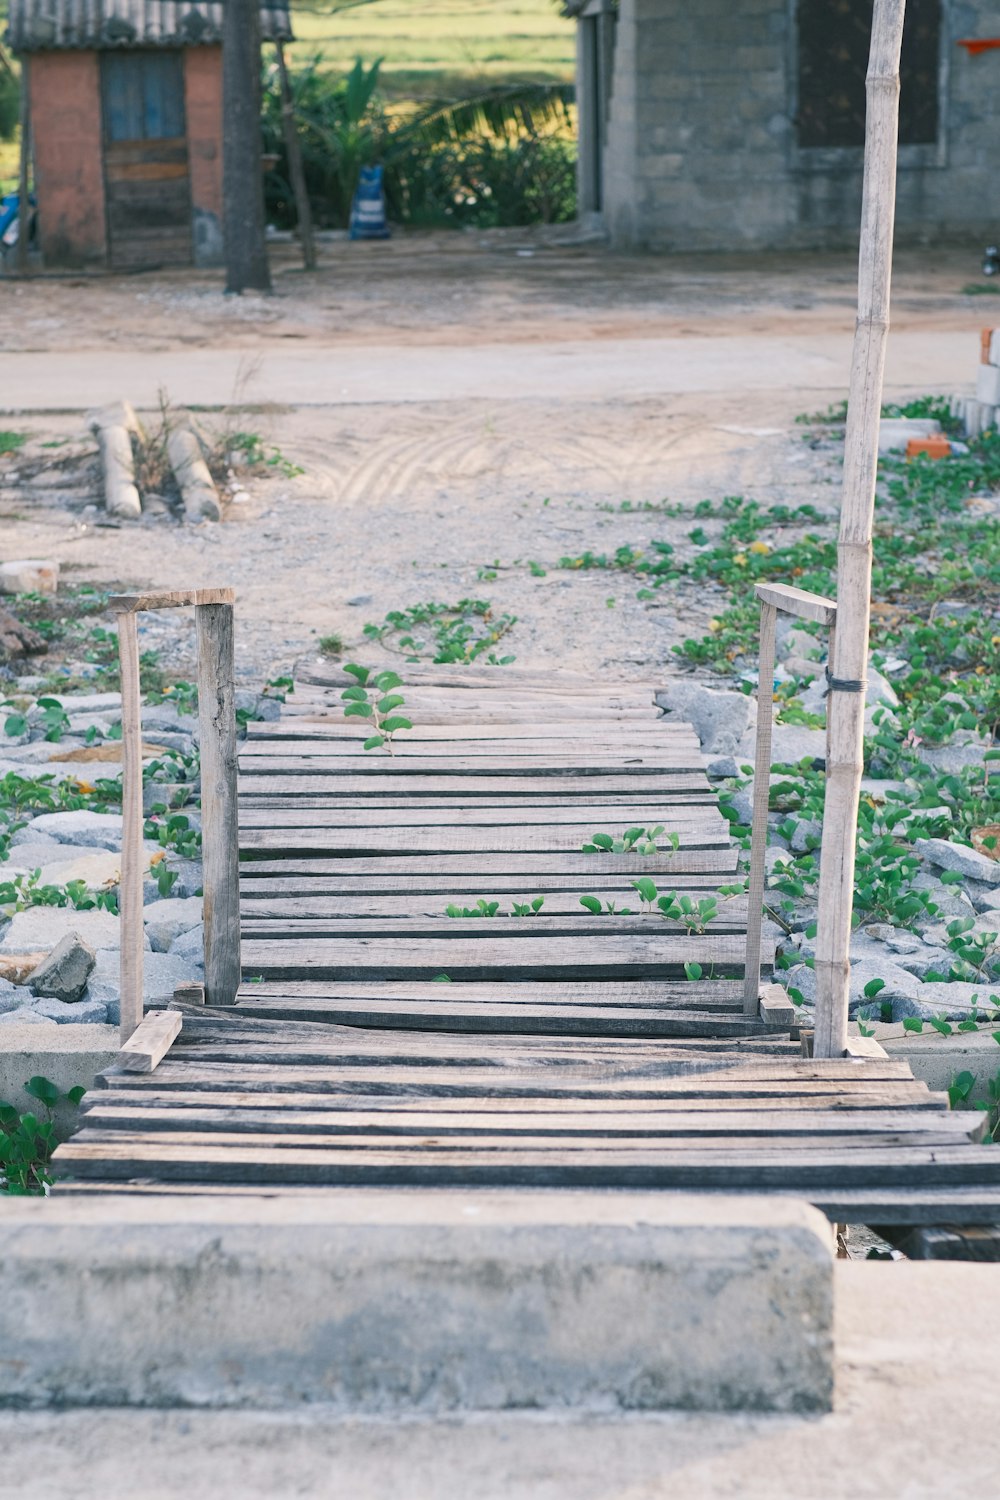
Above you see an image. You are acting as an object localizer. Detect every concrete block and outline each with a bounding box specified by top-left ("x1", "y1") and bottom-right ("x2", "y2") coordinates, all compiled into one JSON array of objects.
[
  {"x1": 868, "y1": 1021, "x2": 1000, "y2": 1094},
  {"x1": 989, "y1": 328, "x2": 1000, "y2": 366},
  {"x1": 0, "y1": 1193, "x2": 834, "y2": 1414},
  {"x1": 976, "y1": 364, "x2": 1000, "y2": 406},
  {"x1": 0, "y1": 1021, "x2": 116, "y2": 1129}
]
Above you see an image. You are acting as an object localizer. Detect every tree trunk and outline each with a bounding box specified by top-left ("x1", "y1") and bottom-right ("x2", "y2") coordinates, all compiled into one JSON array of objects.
[
  {"x1": 275, "y1": 40, "x2": 317, "y2": 272},
  {"x1": 223, "y1": 0, "x2": 271, "y2": 294},
  {"x1": 812, "y1": 0, "x2": 906, "y2": 1058}
]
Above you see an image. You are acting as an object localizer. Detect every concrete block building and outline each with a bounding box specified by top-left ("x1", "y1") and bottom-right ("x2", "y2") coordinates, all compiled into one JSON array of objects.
[
  {"x1": 571, "y1": 1, "x2": 999, "y2": 250},
  {"x1": 6, "y1": 1, "x2": 292, "y2": 269}
]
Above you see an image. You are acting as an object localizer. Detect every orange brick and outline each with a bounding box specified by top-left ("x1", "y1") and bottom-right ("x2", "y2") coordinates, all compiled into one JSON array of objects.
[
  {"x1": 906, "y1": 435, "x2": 952, "y2": 459},
  {"x1": 983, "y1": 328, "x2": 994, "y2": 363}
]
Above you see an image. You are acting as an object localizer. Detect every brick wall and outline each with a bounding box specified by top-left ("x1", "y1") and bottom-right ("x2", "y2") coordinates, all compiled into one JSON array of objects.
[
  {"x1": 602, "y1": 0, "x2": 1000, "y2": 251},
  {"x1": 28, "y1": 52, "x2": 107, "y2": 266}
]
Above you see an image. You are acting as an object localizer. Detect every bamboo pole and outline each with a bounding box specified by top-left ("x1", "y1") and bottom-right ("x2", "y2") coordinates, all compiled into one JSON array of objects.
[
  {"x1": 812, "y1": 0, "x2": 906, "y2": 1059},
  {"x1": 275, "y1": 39, "x2": 317, "y2": 272},
  {"x1": 116, "y1": 611, "x2": 145, "y2": 1044},
  {"x1": 742, "y1": 599, "x2": 777, "y2": 1016}
]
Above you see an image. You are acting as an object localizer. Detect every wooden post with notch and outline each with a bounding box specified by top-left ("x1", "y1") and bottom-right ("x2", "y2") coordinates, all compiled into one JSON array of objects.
[
  {"x1": 742, "y1": 598, "x2": 777, "y2": 1016},
  {"x1": 16, "y1": 52, "x2": 30, "y2": 275},
  {"x1": 112, "y1": 588, "x2": 239, "y2": 1042},
  {"x1": 196, "y1": 600, "x2": 241, "y2": 1006}
]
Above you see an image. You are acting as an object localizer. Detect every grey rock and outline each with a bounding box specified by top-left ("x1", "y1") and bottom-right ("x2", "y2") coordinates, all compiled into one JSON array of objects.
[
  {"x1": 723, "y1": 788, "x2": 754, "y2": 826},
  {"x1": 891, "y1": 980, "x2": 1000, "y2": 1022},
  {"x1": 7, "y1": 829, "x2": 64, "y2": 853},
  {"x1": 28, "y1": 933, "x2": 97, "y2": 1003},
  {"x1": 891, "y1": 946, "x2": 957, "y2": 981},
  {"x1": 44, "y1": 692, "x2": 122, "y2": 713},
  {"x1": 169, "y1": 923, "x2": 204, "y2": 964},
  {"x1": 346, "y1": 593, "x2": 373, "y2": 607},
  {"x1": 27, "y1": 810, "x2": 124, "y2": 850},
  {"x1": 0, "y1": 1008, "x2": 55, "y2": 1026},
  {"x1": 916, "y1": 740, "x2": 991, "y2": 775},
  {"x1": 2, "y1": 741, "x2": 87, "y2": 764},
  {"x1": 141, "y1": 705, "x2": 198, "y2": 732},
  {"x1": 861, "y1": 924, "x2": 921, "y2": 952},
  {"x1": 142, "y1": 731, "x2": 196, "y2": 753},
  {"x1": 784, "y1": 957, "x2": 920, "y2": 1014},
  {"x1": 32, "y1": 996, "x2": 108, "y2": 1025},
  {"x1": 705, "y1": 755, "x2": 740, "y2": 780},
  {"x1": 790, "y1": 819, "x2": 822, "y2": 854},
  {"x1": 143, "y1": 897, "x2": 203, "y2": 956},
  {"x1": 251, "y1": 696, "x2": 281, "y2": 722},
  {"x1": 88, "y1": 949, "x2": 204, "y2": 1019},
  {"x1": 970, "y1": 886, "x2": 1000, "y2": 914},
  {"x1": 915, "y1": 839, "x2": 1000, "y2": 886},
  {"x1": 782, "y1": 627, "x2": 822, "y2": 663},
  {"x1": 1, "y1": 906, "x2": 146, "y2": 954},
  {"x1": 655, "y1": 682, "x2": 755, "y2": 756},
  {"x1": 0, "y1": 978, "x2": 31, "y2": 1014}
]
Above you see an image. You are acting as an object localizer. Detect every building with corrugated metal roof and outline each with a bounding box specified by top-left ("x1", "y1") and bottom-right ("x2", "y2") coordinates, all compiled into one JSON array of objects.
[{"x1": 6, "y1": 2, "x2": 293, "y2": 268}]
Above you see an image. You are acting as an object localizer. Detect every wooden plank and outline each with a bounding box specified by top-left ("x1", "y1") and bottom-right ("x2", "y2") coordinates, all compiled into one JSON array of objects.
[
  {"x1": 53, "y1": 1140, "x2": 1000, "y2": 1189},
  {"x1": 238, "y1": 911, "x2": 752, "y2": 941},
  {"x1": 239, "y1": 739, "x2": 699, "y2": 761},
  {"x1": 110, "y1": 588, "x2": 235, "y2": 614},
  {"x1": 239, "y1": 825, "x2": 730, "y2": 856},
  {"x1": 238, "y1": 852, "x2": 739, "y2": 877},
  {"x1": 245, "y1": 722, "x2": 693, "y2": 743},
  {"x1": 238, "y1": 931, "x2": 762, "y2": 981},
  {"x1": 73, "y1": 1106, "x2": 976, "y2": 1141},
  {"x1": 236, "y1": 757, "x2": 707, "y2": 777},
  {"x1": 754, "y1": 582, "x2": 837, "y2": 626},
  {"x1": 238, "y1": 896, "x2": 752, "y2": 927},
  {"x1": 238, "y1": 872, "x2": 735, "y2": 897},
  {"x1": 237, "y1": 806, "x2": 720, "y2": 831},
  {"x1": 238, "y1": 774, "x2": 709, "y2": 796},
  {"x1": 116, "y1": 1010, "x2": 183, "y2": 1074},
  {"x1": 234, "y1": 977, "x2": 748, "y2": 1006},
  {"x1": 197, "y1": 602, "x2": 240, "y2": 1007},
  {"x1": 223, "y1": 1000, "x2": 765, "y2": 1038}
]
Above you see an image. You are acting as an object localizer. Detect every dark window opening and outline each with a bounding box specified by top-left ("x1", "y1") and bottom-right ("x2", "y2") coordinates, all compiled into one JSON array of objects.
[
  {"x1": 102, "y1": 51, "x2": 186, "y2": 143},
  {"x1": 797, "y1": 0, "x2": 941, "y2": 149}
]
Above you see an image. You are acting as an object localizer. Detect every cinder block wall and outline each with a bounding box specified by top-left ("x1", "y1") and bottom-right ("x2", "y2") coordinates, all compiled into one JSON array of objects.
[
  {"x1": 28, "y1": 52, "x2": 107, "y2": 266},
  {"x1": 185, "y1": 45, "x2": 224, "y2": 266},
  {"x1": 603, "y1": 0, "x2": 999, "y2": 251}
]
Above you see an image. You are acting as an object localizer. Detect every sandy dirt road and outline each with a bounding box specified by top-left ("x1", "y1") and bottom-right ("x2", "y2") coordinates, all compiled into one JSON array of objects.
[{"x1": 0, "y1": 231, "x2": 987, "y2": 682}]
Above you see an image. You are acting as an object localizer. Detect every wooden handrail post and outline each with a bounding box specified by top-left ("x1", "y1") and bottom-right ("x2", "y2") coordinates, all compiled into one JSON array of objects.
[
  {"x1": 116, "y1": 610, "x2": 145, "y2": 1043},
  {"x1": 743, "y1": 600, "x2": 777, "y2": 1016},
  {"x1": 196, "y1": 602, "x2": 241, "y2": 1006}
]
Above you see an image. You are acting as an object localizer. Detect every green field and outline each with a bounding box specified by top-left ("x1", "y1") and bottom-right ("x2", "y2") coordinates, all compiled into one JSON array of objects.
[{"x1": 290, "y1": 0, "x2": 576, "y2": 96}]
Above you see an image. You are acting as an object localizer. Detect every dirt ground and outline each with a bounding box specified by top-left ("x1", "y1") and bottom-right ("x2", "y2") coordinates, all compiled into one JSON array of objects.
[{"x1": 0, "y1": 229, "x2": 990, "y2": 685}]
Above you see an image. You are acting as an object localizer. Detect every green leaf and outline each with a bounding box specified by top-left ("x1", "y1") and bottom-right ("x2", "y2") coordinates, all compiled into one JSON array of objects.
[
  {"x1": 66, "y1": 1085, "x2": 87, "y2": 1105},
  {"x1": 381, "y1": 716, "x2": 413, "y2": 733},
  {"x1": 531, "y1": 897, "x2": 544, "y2": 912},
  {"x1": 929, "y1": 1016, "x2": 953, "y2": 1036},
  {"x1": 590, "y1": 834, "x2": 614, "y2": 851},
  {"x1": 343, "y1": 663, "x2": 370, "y2": 684},
  {"x1": 363, "y1": 734, "x2": 386, "y2": 751},
  {"x1": 632, "y1": 877, "x2": 657, "y2": 905},
  {"x1": 376, "y1": 695, "x2": 405, "y2": 713},
  {"x1": 341, "y1": 685, "x2": 368, "y2": 702},
  {"x1": 445, "y1": 905, "x2": 462, "y2": 918},
  {"x1": 431, "y1": 973, "x2": 452, "y2": 983},
  {"x1": 343, "y1": 703, "x2": 373, "y2": 719},
  {"x1": 684, "y1": 961, "x2": 703, "y2": 982},
  {"x1": 24, "y1": 1076, "x2": 60, "y2": 1108},
  {"x1": 373, "y1": 671, "x2": 403, "y2": 692},
  {"x1": 4, "y1": 713, "x2": 27, "y2": 737},
  {"x1": 863, "y1": 978, "x2": 887, "y2": 1000},
  {"x1": 579, "y1": 895, "x2": 603, "y2": 915},
  {"x1": 902, "y1": 1017, "x2": 924, "y2": 1033}
]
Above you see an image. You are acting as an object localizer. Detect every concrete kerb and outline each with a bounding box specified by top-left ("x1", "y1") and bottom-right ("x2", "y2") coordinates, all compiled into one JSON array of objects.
[
  {"x1": 0, "y1": 1022, "x2": 117, "y2": 1132},
  {"x1": 0, "y1": 1191, "x2": 835, "y2": 1415}
]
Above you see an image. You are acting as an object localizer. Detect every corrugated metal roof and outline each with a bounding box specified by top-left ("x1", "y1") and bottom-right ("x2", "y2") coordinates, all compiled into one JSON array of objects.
[{"x1": 7, "y1": 2, "x2": 293, "y2": 51}]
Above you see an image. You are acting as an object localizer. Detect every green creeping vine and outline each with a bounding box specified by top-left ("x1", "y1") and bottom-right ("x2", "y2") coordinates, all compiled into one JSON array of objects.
[
  {"x1": 341, "y1": 665, "x2": 413, "y2": 753},
  {"x1": 581, "y1": 826, "x2": 675, "y2": 857},
  {"x1": 1, "y1": 1077, "x2": 87, "y2": 1195}
]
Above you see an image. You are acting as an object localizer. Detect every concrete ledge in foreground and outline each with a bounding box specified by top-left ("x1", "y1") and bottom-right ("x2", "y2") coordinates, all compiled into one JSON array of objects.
[{"x1": 0, "y1": 1191, "x2": 834, "y2": 1414}]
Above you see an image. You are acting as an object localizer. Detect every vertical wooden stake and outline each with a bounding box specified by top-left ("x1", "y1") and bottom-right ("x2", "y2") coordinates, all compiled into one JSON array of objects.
[
  {"x1": 275, "y1": 39, "x2": 317, "y2": 272},
  {"x1": 743, "y1": 600, "x2": 776, "y2": 1016},
  {"x1": 813, "y1": 0, "x2": 906, "y2": 1058},
  {"x1": 117, "y1": 611, "x2": 144, "y2": 1043},
  {"x1": 16, "y1": 55, "x2": 30, "y2": 276},
  {"x1": 196, "y1": 603, "x2": 240, "y2": 1006}
]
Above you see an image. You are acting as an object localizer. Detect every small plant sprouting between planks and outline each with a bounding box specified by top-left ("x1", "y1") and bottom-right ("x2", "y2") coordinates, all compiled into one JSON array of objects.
[
  {"x1": 581, "y1": 826, "x2": 675, "y2": 857},
  {"x1": 0, "y1": 1077, "x2": 87, "y2": 1195},
  {"x1": 446, "y1": 897, "x2": 546, "y2": 918},
  {"x1": 579, "y1": 895, "x2": 632, "y2": 915},
  {"x1": 340, "y1": 664, "x2": 413, "y2": 753}
]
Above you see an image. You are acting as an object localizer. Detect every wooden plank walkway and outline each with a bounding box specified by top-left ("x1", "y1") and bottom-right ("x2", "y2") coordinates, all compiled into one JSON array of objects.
[{"x1": 55, "y1": 664, "x2": 1000, "y2": 1224}]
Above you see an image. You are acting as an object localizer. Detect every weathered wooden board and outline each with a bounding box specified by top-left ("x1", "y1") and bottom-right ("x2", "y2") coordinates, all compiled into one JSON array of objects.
[
  {"x1": 238, "y1": 897, "x2": 752, "y2": 928},
  {"x1": 239, "y1": 851, "x2": 739, "y2": 877},
  {"x1": 239, "y1": 826, "x2": 730, "y2": 857},
  {"x1": 237, "y1": 805, "x2": 720, "y2": 831}
]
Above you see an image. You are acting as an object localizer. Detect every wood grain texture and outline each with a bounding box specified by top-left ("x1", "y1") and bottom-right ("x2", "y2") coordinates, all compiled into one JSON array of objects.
[
  {"x1": 197, "y1": 603, "x2": 241, "y2": 1006},
  {"x1": 117, "y1": 1009, "x2": 183, "y2": 1074},
  {"x1": 115, "y1": 609, "x2": 144, "y2": 1044}
]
